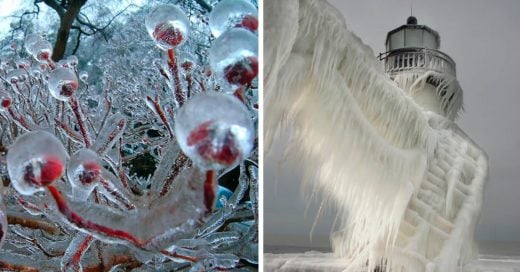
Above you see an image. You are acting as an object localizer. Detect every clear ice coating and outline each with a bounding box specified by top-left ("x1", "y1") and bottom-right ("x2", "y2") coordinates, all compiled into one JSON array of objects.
[
  {"x1": 209, "y1": 0, "x2": 258, "y2": 38},
  {"x1": 6, "y1": 68, "x2": 29, "y2": 84},
  {"x1": 67, "y1": 149, "x2": 103, "y2": 201},
  {"x1": 7, "y1": 131, "x2": 69, "y2": 195},
  {"x1": 175, "y1": 93, "x2": 254, "y2": 170},
  {"x1": 145, "y1": 4, "x2": 190, "y2": 50},
  {"x1": 47, "y1": 67, "x2": 79, "y2": 101},
  {"x1": 209, "y1": 28, "x2": 258, "y2": 90},
  {"x1": 24, "y1": 33, "x2": 53, "y2": 62},
  {"x1": 0, "y1": 199, "x2": 6, "y2": 250}
]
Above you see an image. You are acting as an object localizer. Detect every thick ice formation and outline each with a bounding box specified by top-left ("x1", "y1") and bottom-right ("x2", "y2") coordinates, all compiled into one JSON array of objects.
[
  {"x1": 175, "y1": 92, "x2": 254, "y2": 170},
  {"x1": 264, "y1": 0, "x2": 488, "y2": 271}
]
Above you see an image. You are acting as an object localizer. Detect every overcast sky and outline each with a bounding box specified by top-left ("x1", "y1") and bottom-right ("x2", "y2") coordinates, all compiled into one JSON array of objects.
[{"x1": 264, "y1": 0, "x2": 520, "y2": 249}]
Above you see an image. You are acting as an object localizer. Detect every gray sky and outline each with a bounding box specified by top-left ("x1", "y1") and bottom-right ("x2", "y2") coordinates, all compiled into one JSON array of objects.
[{"x1": 264, "y1": 0, "x2": 520, "y2": 248}]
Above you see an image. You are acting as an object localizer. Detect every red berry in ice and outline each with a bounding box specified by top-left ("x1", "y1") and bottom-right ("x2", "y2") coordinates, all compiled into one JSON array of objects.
[
  {"x1": 223, "y1": 56, "x2": 258, "y2": 86},
  {"x1": 60, "y1": 81, "x2": 78, "y2": 97},
  {"x1": 40, "y1": 156, "x2": 64, "y2": 184},
  {"x1": 1, "y1": 97, "x2": 11, "y2": 108},
  {"x1": 153, "y1": 22, "x2": 184, "y2": 48},
  {"x1": 236, "y1": 15, "x2": 258, "y2": 32},
  {"x1": 187, "y1": 120, "x2": 240, "y2": 167},
  {"x1": 78, "y1": 161, "x2": 102, "y2": 185},
  {"x1": 23, "y1": 155, "x2": 64, "y2": 187}
]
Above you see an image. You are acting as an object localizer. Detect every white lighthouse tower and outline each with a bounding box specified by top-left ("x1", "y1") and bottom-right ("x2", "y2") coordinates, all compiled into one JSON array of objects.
[{"x1": 379, "y1": 16, "x2": 463, "y2": 120}]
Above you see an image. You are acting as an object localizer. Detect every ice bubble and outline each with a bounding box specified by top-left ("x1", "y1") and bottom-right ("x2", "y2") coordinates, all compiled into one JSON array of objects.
[
  {"x1": 24, "y1": 33, "x2": 44, "y2": 55},
  {"x1": 7, "y1": 131, "x2": 68, "y2": 195},
  {"x1": 209, "y1": 28, "x2": 258, "y2": 89},
  {"x1": 209, "y1": 0, "x2": 257, "y2": 38},
  {"x1": 67, "y1": 55, "x2": 78, "y2": 66},
  {"x1": 33, "y1": 40, "x2": 53, "y2": 63},
  {"x1": 175, "y1": 93, "x2": 254, "y2": 170},
  {"x1": 79, "y1": 71, "x2": 88, "y2": 82},
  {"x1": 48, "y1": 67, "x2": 79, "y2": 101},
  {"x1": 145, "y1": 4, "x2": 190, "y2": 50},
  {"x1": 67, "y1": 149, "x2": 103, "y2": 201}
]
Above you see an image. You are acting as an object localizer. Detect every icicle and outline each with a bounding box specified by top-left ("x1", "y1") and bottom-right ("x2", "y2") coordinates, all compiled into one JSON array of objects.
[{"x1": 92, "y1": 113, "x2": 126, "y2": 155}]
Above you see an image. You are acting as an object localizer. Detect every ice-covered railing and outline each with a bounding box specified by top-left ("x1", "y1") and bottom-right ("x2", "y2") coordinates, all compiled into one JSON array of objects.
[
  {"x1": 0, "y1": 0, "x2": 258, "y2": 270},
  {"x1": 378, "y1": 47, "x2": 457, "y2": 77}
]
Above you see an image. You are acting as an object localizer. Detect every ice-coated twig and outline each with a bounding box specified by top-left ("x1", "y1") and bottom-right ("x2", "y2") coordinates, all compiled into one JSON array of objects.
[
  {"x1": 92, "y1": 113, "x2": 126, "y2": 155},
  {"x1": 248, "y1": 165, "x2": 258, "y2": 222},
  {"x1": 145, "y1": 95, "x2": 174, "y2": 137},
  {"x1": 61, "y1": 232, "x2": 94, "y2": 271},
  {"x1": 167, "y1": 49, "x2": 185, "y2": 107},
  {"x1": 69, "y1": 96, "x2": 92, "y2": 147}
]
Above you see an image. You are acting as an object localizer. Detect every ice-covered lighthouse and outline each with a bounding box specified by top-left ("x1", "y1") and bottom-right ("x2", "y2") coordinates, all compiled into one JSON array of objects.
[
  {"x1": 379, "y1": 16, "x2": 463, "y2": 120},
  {"x1": 265, "y1": 0, "x2": 488, "y2": 269}
]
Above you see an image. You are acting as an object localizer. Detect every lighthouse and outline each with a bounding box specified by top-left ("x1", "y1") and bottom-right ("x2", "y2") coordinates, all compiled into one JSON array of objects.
[{"x1": 379, "y1": 16, "x2": 463, "y2": 120}]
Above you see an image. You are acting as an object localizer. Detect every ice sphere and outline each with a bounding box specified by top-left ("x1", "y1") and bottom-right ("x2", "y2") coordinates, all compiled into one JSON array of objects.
[
  {"x1": 47, "y1": 67, "x2": 79, "y2": 101},
  {"x1": 32, "y1": 39, "x2": 53, "y2": 62},
  {"x1": 209, "y1": 28, "x2": 258, "y2": 89},
  {"x1": 24, "y1": 33, "x2": 44, "y2": 55},
  {"x1": 67, "y1": 55, "x2": 78, "y2": 66},
  {"x1": 175, "y1": 93, "x2": 254, "y2": 170},
  {"x1": 7, "y1": 131, "x2": 68, "y2": 195},
  {"x1": 209, "y1": 0, "x2": 257, "y2": 38},
  {"x1": 0, "y1": 200, "x2": 6, "y2": 250},
  {"x1": 145, "y1": 4, "x2": 190, "y2": 50},
  {"x1": 67, "y1": 149, "x2": 103, "y2": 201},
  {"x1": 79, "y1": 71, "x2": 88, "y2": 82},
  {"x1": 0, "y1": 89, "x2": 12, "y2": 110}
]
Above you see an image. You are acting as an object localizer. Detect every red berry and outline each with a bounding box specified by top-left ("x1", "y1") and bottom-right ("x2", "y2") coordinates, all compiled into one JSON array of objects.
[
  {"x1": 187, "y1": 120, "x2": 212, "y2": 146},
  {"x1": 60, "y1": 81, "x2": 78, "y2": 97},
  {"x1": 187, "y1": 121, "x2": 240, "y2": 166},
  {"x1": 1, "y1": 98, "x2": 11, "y2": 108},
  {"x1": 236, "y1": 15, "x2": 258, "y2": 32},
  {"x1": 40, "y1": 155, "x2": 64, "y2": 185},
  {"x1": 79, "y1": 161, "x2": 102, "y2": 185},
  {"x1": 153, "y1": 23, "x2": 184, "y2": 48},
  {"x1": 223, "y1": 56, "x2": 258, "y2": 86},
  {"x1": 181, "y1": 61, "x2": 193, "y2": 71},
  {"x1": 37, "y1": 51, "x2": 50, "y2": 61}
]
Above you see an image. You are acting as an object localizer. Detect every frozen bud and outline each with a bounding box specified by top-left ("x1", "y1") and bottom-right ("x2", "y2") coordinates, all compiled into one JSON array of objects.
[
  {"x1": 145, "y1": 4, "x2": 190, "y2": 50},
  {"x1": 209, "y1": 28, "x2": 258, "y2": 89},
  {"x1": 6, "y1": 69, "x2": 29, "y2": 84},
  {"x1": 67, "y1": 149, "x2": 103, "y2": 201},
  {"x1": 0, "y1": 90, "x2": 12, "y2": 110},
  {"x1": 16, "y1": 59, "x2": 31, "y2": 69},
  {"x1": 79, "y1": 71, "x2": 88, "y2": 83},
  {"x1": 48, "y1": 67, "x2": 79, "y2": 101},
  {"x1": 179, "y1": 52, "x2": 197, "y2": 72},
  {"x1": 175, "y1": 93, "x2": 254, "y2": 170},
  {"x1": 67, "y1": 55, "x2": 78, "y2": 66},
  {"x1": 209, "y1": 0, "x2": 257, "y2": 38},
  {"x1": 7, "y1": 131, "x2": 68, "y2": 195},
  {"x1": 0, "y1": 200, "x2": 6, "y2": 250}
]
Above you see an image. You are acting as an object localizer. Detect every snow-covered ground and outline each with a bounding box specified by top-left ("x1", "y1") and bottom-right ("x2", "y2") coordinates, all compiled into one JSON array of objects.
[{"x1": 264, "y1": 242, "x2": 520, "y2": 271}]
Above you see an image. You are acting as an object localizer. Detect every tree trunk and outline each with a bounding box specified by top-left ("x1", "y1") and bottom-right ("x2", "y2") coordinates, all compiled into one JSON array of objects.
[{"x1": 51, "y1": 0, "x2": 86, "y2": 61}]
